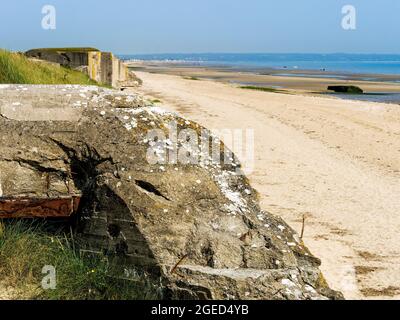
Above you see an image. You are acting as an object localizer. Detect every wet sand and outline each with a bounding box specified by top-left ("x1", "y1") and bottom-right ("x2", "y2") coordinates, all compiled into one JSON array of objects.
[
  {"x1": 130, "y1": 69, "x2": 400, "y2": 300},
  {"x1": 127, "y1": 61, "x2": 400, "y2": 99}
]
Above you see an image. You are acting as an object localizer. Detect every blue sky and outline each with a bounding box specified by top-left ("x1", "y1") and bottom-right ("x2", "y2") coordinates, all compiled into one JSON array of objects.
[{"x1": 1, "y1": 0, "x2": 399, "y2": 54}]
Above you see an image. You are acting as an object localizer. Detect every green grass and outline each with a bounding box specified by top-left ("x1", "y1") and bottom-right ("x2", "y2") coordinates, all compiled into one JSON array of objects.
[
  {"x1": 0, "y1": 220, "x2": 161, "y2": 300},
  {"x1": 0, "y1": 49, "x2": 100, "y2": 85},
  {"x1": 240, "y1": 85, "x2": 287, "y2": 93}
]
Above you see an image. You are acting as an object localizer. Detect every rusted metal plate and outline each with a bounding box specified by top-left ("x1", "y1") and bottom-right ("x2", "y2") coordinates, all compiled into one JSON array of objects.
[{"x1": 0, "y1": 196, "x2": 81, "y2": 218}]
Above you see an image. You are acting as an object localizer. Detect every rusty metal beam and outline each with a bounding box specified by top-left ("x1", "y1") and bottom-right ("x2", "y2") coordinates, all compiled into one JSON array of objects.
[{"x1": 0, "y1": 196, "x2": 81, "y2": 218}]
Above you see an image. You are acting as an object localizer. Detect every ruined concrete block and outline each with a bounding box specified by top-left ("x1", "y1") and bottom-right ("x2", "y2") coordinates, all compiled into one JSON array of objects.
[
  {"x1": 25, "y1": 48, "x2": 132, "y2": 88},
  {"x1": 0, "y1": 85, "x2": 343, "y2": 300}
]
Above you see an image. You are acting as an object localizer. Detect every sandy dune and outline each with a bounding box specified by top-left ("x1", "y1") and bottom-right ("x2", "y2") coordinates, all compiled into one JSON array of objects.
[{"x1": 132, "y1": 71, "x2": 400, "y2": 299}]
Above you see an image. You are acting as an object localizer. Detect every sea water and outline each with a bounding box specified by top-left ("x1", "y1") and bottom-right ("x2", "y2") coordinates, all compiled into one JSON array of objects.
[{"x1": 119, "y1": 53, "x2": 400, "y2": 76}]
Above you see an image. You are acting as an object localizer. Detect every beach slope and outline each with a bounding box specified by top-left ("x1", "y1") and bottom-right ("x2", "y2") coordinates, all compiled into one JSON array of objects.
[{"x1": 132, "y1": 71, "x2": 400, "y2": 299}]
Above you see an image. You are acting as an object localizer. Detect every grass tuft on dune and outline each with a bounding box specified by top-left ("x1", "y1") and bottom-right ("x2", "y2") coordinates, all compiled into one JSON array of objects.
[{"x1": 0, "y1": 49, "x2": 100, "y2": 85}]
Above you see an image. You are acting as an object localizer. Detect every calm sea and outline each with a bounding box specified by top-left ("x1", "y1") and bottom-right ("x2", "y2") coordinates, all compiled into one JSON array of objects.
[{"x1": 118, "y1": 53, "x2": 400, "y2": 76}]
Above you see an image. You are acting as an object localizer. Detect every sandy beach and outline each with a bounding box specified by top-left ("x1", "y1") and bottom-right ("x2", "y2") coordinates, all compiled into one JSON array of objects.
[{"x1": 131, "y1": 69, "x2": 400, "y2": 300}]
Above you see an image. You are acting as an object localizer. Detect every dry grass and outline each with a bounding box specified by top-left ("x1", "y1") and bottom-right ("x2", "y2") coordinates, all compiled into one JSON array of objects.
[
  {"x1": 355, "y1": 266, "x2": 379, "y2": 276},
  {"x1": 361, "y1": 286, "x2": 400, "y2": 297},
  {"x1": 357, "y1": 250, "x2": 382, "y2": 261}
]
